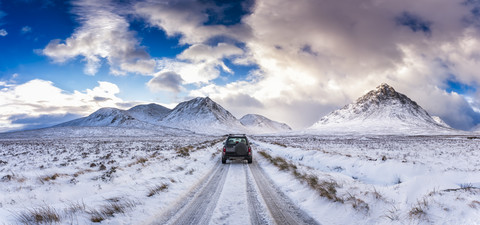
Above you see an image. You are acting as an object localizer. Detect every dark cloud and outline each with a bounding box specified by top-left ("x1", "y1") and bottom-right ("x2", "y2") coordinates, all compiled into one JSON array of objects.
[
  {"x1": 440, "y1": 99, "x2": 480, "y2": 130},
  {"x1": 220, "y1": 93, "x2": 264, "y2": 108},
  {"x1": 116, "y1": 102, "x2": 138, "y2": 109},
  {"x1": 8, "y1": 113, "x2": 81, "y2": 131},
  {"x1": 147, "y1": 71, "x2": 184, "y2": 93},
  {"x1": 93, "y1": 96, "x2": 111, "y2": 102}
]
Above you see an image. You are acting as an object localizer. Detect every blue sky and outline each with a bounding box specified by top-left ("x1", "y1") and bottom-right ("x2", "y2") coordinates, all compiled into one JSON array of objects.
[{"x1": 1, "y1": 0, "x2": 480, "y2": 132}]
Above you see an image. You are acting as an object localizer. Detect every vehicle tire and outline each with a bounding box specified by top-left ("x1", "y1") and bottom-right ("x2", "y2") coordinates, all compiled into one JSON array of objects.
[
  {"x1": 247, "y1": 157, "x2": 252, "y2": 164},
  {"x1": 222, "y1": 157, "x2": 226, "y2": 164},
  {"x1": 234, "y1": 142, "x2": 248, "y2": 155}
]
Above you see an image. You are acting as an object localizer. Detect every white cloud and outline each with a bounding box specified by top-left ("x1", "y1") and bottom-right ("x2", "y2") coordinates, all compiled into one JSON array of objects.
[
  {"x1": 156, "y1": 43, "x2": 244, "y2": 84},
  {"x1": 0, "y1": 28, "x2": 7, "y2": 36},
  {"x1": 42, "y1": 0, "x2": 155, "y2": 76},
  {"x1": 0, "y1": 79, "x2": 128, "y2": 132},
  {"x1": 21, "y1": 26, "x2": 32, "y2": 34}
]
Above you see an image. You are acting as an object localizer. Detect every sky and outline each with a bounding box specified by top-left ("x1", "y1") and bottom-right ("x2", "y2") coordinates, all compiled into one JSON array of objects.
[{"x1": 1, "y1": 0, "x2": 480, "y2": 132}]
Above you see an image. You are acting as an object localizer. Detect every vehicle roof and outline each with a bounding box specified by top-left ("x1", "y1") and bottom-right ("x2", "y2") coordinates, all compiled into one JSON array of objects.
[{"x1": 227, "y1": 134, "x2": 247, "y2": 137}]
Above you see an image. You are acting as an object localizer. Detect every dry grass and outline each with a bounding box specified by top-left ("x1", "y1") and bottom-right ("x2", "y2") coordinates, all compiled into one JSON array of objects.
[
  {"x1": 409, "y1": 198, "x2": 429, "y2": 219},
  {"x1": 88, "y1": 198, "x2": 136, "y2": 223},
  {"x1": 127, "y1": 157, "x2": 149, "y2": 167},
  {"x1": 271, "y1": 142, "x2": 287, "y2": 148},
  {"x1": 346, "y1": 193, "x2": 370, "y2": 213},
  {"x1": 39, "y1": 173, "x2": 67, "y2": 183},
  {"x1": 469, "y1": 200, "x2": 480, "y2": 209},
  {"x1": 175, "y1": 145, "x2": 193, "y2": 157},
  {"x1": 384, "y1": 206, "x2": 400, "y2": 221},
  {"x1": 147, "y1": 183, "x2": 169, "y2": 197},
  {"x1": 15, "y1": 205, "x2": 61, "y2": 224},
  {"x1": 259, "y1": 151, "x2": 346, "y2": 204}
]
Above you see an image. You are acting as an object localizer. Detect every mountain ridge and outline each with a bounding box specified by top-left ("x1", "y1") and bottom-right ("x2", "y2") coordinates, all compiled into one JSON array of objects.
[
  {"x1": 240, "y1": 114, "x2": 292, "y2": 133},
  {"x1": 54, "y1": 97, "x2": 292, "y2": 135},
  {"x1": 308, "y1": 83, "x2": 455, "y2": 134}
]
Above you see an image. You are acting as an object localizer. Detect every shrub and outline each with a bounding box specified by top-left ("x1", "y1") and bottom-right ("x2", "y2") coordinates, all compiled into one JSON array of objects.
[
  {"x1": 15, "y1": 205, "x2": 60, "y2": 224},
  {"x1": 176, "y1": 145, "x2": 193, "y2": 157}
]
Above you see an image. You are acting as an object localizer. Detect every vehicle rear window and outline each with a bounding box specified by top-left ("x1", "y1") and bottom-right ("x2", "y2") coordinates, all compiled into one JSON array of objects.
[{"x1": 226, "y1": 137, "x2": 247, "y2": 146}]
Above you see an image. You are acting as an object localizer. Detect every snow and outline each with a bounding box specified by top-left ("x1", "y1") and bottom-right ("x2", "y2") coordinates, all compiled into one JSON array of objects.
[
  {"x1": 210, "y1": 164, "x2": 250, "y2": 225},
  {"x1": 2, "y1": 91, "x2": 480, "y2": 224},
  {"x1": 127, "y1": 103, "x2": 171, "y2": 123},
  {"x1": 240, "y1": 114, "x2": 292, "y2": 134},
  {"x1": 52, "y1": 97, "x2": 293, "y2": 135},
  {"x1": 308, "y1": 83, "x2": 456, "y2": 135},
  {"x1": 160, "y1": 97, "x2": 245, "y2": 135},
  {"x1": 0, "y1": 131, "x2": 222, "y2": 224},
  {"x1": 431, "y1": 116, "x2": 451, "y2": 128},
  {"x1": 1, "y1": 129, "x2": 480, "y2": 224},
  {"x1": 251, "y1": 135, "x2": 480, "y2": 224}
]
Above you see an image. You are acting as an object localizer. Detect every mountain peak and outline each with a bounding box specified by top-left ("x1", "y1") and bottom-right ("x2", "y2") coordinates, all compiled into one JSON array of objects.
[
  {"x1": 240, "y1": 114, "x2": 292, "y2": 133},
  {"x1": 160, "y1": 96, "x2": 243, "y2": 134},
  {"x1": 309, "y1": 83, "x2": 453, "y2": 134}
]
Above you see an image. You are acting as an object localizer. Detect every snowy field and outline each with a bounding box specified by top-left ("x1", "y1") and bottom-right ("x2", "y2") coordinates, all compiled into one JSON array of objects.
[
  {"x1": 1, "y1": 132, "x2": 480, "y2": 224},
  {"x1": 0, "y1": 133, "x2": 223, "y2": 224},
  {"x1": 253, "y1": 135, "x2": 480, "y2": 224}
]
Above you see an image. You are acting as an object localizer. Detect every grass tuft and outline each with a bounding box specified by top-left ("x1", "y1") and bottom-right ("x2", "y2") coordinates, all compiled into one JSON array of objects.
[
  {"x1": 259, "y1": 150, "x2": 344, "y2": 203},
  {"x1": 88, "y1": 198, "x2": 136, "y2": 223},
  {"x1": 176, "y1": 145, "x2": 193, "y2": 157},
  {"x1": 409, "y1": 198, "x2": 429, "y2": 219},
  {"x1": 15, "y1": 205, "x2": 60, "y2": 224},
  {"x1": 147, "y1": 183, "x2": 169, "y2": 197}
]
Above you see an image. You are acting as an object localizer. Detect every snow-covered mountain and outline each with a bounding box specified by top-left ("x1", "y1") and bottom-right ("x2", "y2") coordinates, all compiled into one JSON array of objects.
[
  {"x1": 432, "y1": 116, "x2": 451, "y2": 128},
  {"x1": 127, "y1": 103, "x2": 171, "y2": 123},
  {"x1": 240, "y1": 114, "x2": 292, "y2": 133},
  {"x1": 57, "y1": 108, "x2": 145, "y2": 128},
  {"x1": 53, "y1": 97, "x2": 293, "y2": 135},
  {"x1": 160, "y1": 97, "x2": 245, "y2": 134},
  {"x1": 308, "y1": 83, "x2": 455, "y2": 135},
  {"x1": 55, "y1": 107, "x2": 190, "y2": 134}
]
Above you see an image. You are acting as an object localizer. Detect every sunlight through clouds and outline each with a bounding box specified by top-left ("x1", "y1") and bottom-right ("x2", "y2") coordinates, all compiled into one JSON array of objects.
[{"x1": 0, "y1": 80, "x2": 129, "y2": 131}]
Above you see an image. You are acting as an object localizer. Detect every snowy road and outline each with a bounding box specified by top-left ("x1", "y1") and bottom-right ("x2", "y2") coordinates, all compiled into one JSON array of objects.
[{"x1": 149, "y1": 160, "x2": 319, "y2": 225}]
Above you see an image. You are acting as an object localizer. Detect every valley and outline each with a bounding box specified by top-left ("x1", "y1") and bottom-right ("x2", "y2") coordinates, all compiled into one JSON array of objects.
[{"x1": 1, "y1": 133, "x2": 479, "y2": 224}]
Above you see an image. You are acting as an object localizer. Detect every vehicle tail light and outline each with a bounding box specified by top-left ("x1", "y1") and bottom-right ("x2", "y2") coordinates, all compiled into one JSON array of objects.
[
  {"x1": 248, "y1": 147, "x2": 251, "y2": 153},
  {"x1": 223, "y1": 147, "x2": 226, "y2": 152}
]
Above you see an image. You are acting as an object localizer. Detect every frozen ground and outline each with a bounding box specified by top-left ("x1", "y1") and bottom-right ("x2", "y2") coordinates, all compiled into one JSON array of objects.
[
  {"x1": 1, "y1": 131, "x2": 480, "y2": 224},
  {"x1": 253, "y1": 135, "x2": 480, "y2": 224}
]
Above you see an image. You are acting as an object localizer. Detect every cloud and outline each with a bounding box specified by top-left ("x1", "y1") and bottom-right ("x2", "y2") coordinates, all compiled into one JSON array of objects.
[
  {"x1": 42, "y1": 0, "x2": 155, "y2": 75},
  {"x1": 0, "y1": 79, "x2": 130, "y2": 132},
  {"x1": 8, "y1": 113, "x2": 81, "y2": 131},
  {"x1": 21, "y1": 26, "x2": 32, "y2": 34},
  {"x1": 147, "y1": 71, "x2": 184, "y2": 93},
  {"x1": 173, "y1": 0, "x2": 480, "y2": 130},
  {"x1": 134, "y1": 0, "x2": 252, "y2": 44},
  {"x1": 33, "y1": 0, "x2": 480, "y2": 130},
  {"x1": 0, "y1": 28, "x2": 7, "y2": 36},
  {"x1": 156, "y1": 43, "x2": 244, "y2": 84}
]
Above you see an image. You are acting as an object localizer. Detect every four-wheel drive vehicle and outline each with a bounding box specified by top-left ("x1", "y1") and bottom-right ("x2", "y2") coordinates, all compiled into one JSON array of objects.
[{"x1": 222, "y1": 134, "x2": 252, "y2": 164}]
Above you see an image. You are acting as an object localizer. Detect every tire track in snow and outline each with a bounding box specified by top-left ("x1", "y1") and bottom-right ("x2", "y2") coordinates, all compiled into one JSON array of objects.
[
  {"x1": 244, "y1": 163, "x2": 274, "y2": 225},
  {"x1": 149, "y1": 162, "x2": 229, "y2": 225},
  {"x1": 249, "y1": 160, "x2": 320, "y2": 225}
]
